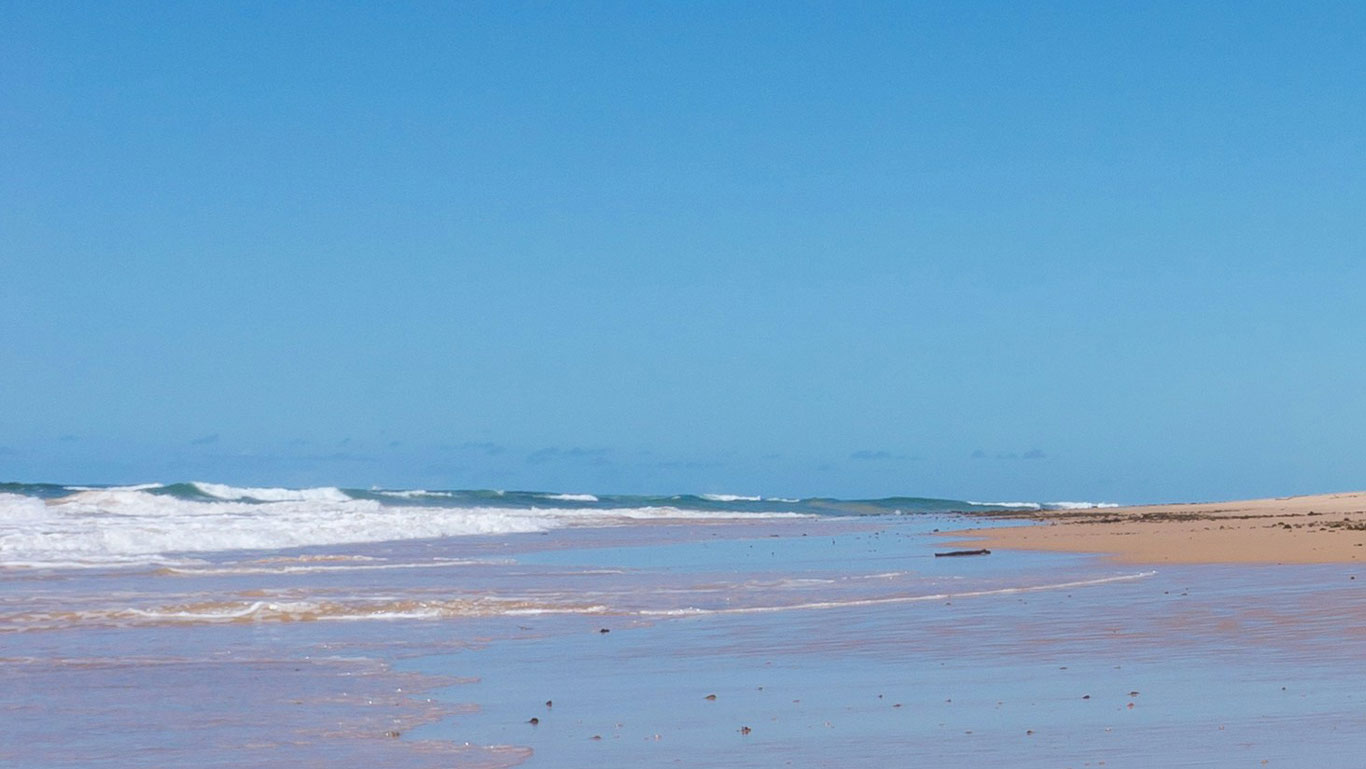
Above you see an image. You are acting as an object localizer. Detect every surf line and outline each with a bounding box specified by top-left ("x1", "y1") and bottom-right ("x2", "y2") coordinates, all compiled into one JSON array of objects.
[{"x1": 637, "y1": 570, "x2": 1158, "y2": 616}]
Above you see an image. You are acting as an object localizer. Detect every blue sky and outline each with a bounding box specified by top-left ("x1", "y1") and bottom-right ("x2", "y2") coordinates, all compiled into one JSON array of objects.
[{"x1": 3, "y1": 2, "x2": 1363, "y2": 502}]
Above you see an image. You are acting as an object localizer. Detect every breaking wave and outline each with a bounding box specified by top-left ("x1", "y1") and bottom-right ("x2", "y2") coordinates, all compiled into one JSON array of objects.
[{"x1": 0, "y1": 486, "x2": 804, "y2": 568}]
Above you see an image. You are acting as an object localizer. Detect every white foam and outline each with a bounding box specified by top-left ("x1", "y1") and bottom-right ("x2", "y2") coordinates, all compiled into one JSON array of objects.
[
  {"x1": 541, "y1": 493, "x2": 599, "y2": 502},
  {"x1": 967, "y1": 501, "x2": 1044, "y2": 510},
  {"x1": 92, "y1": 599, "x2": 615, "y2": 626},
  {"x1": 0, "y1": 493, "x2": 49, "y2": 523},
  {"x1": 701, "y1": 493, "x2": 762, "y2": 502},
  {"x1": 376, "y1": 489, "x2": 455, "y2": 499},
  {"x1": 639, "y1": 571, "x2": 1158, "y2": 616},
  {"x1": 65, "y1": 483, "x2": 165, "y2": 492},
  {"x1": 0, "y1": 488, "x2": 806, "y2": 568},
  {"x1": 157, "y1": 559, "x2": 498, "y2": 576},
  {"x1": 192, "y1": 482, "x2": 351, "y2": 502}
]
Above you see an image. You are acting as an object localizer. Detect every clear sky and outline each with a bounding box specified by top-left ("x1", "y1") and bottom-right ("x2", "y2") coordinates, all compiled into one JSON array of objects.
[{"x1": 3, "y1": 2, "x2": 1363, "y2": 502}]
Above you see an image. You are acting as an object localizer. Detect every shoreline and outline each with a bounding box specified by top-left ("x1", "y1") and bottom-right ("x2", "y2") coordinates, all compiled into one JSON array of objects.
[{"x1": 946, "y1": 491, "x2": 1366, "y2": 564}]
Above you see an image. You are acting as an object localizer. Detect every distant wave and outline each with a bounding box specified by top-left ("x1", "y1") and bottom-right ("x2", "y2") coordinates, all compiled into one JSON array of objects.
[
  {"x1": 540, "y1": 493, "x2": 599, "y2": 502},
  {"x1": 374, "y1": 489, "x2": 455, "y2": 499},
  {"x1": 969, "y1": 500, "x2": 1120, "y2": 511},
  {"x1": 65, "y1": 483, "x2": 165, "y2": 492},
  {"x1": 701, "y1": 493, "x2": 763, "y2": 502},
  {"x1": 191, "y1": 482, "x2": 351, "y2": 503}
]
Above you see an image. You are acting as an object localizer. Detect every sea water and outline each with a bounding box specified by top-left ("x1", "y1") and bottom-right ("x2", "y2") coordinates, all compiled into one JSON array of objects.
[{"x1": 2, "y1": 483, "x2": 1362, "y2": 767}]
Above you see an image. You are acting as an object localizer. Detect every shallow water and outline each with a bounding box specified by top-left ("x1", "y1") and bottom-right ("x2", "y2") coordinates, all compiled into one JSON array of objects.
[{"x1": 4, "y1": 511, "x2": 1363, "y2": 767}]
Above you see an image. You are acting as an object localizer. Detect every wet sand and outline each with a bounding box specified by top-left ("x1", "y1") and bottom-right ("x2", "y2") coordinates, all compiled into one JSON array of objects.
[
  {"x1": 948, "y1": 491, "x2": 1366, "y2": 564},
  {"x1": 8, "y1": 512, "x2": 1366, "y2": 767},
  {"x1": 405, "y1": 539, "x2": 1366, "y2": 768}
]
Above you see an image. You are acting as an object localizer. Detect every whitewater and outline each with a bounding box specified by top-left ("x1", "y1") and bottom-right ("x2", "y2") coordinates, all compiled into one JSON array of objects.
[{"x1": 0, "y1": 481, "x2": 1117, "y2": 569}]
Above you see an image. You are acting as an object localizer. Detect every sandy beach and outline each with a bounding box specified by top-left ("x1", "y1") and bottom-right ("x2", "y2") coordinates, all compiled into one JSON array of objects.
[{"x1": 949, "y1": 491, "x2": 1366, "y2": 564}]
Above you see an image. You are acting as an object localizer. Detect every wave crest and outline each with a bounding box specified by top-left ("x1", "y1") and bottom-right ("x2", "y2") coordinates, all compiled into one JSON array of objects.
[{"x1": 191, "y1": 482, "x2": 351, "y2": 503}]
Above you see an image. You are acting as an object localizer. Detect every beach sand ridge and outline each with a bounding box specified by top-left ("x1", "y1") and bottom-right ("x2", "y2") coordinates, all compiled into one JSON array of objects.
[{"x1": 949, "y1": 491, "x2": 1366, "y2": 564}]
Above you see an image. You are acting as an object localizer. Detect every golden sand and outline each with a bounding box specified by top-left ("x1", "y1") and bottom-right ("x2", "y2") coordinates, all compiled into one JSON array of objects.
[{"x1": 947, "y1": 491, "x2": 1366, "y2": 564}]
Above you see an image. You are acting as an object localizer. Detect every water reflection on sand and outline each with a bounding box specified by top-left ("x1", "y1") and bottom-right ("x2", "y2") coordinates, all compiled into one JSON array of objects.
[{"x1": 5, "y1": 515, "x2": 1364, "y2": 767}]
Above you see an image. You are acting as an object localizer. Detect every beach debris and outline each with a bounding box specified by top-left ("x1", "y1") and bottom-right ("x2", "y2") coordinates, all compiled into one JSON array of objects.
[
  {"x1": 1026, "y1": 730, "x2": 1034, "y2": 735},
  {"x1": 1082, "y1": 694, "x2": 1091, "y2": 700},
  {"x1": 599, "y1": 628, "x2": 610, "y2": 633},
  {"x1": 935, "y1": 548, "x2": 991, "y2": 557},
  {"x1": 739, "y1": 726, "x2": 752, "y2": 735},
  {"x1": 384, "y1": 730, "x2": 401, "y2": 738},
  {"x1": 528, "y1": 717, "x2": 539, "y2": 725},
  {"x1": 1128, "y1": 691, "x2": 1139, "y2": 697},
  {"x1": 705, "y1": 694, "x2": 717, "y2": 700},
  {"x1": 591, "y1": 735, "x2": 602, "y2": 740},
  {"x1": 545, "y1": 700, "x2": 553, "y2": 708}
]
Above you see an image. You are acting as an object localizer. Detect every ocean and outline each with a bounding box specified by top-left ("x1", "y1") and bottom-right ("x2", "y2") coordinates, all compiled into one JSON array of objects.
[{"x1": 4, "y1": 483, "x2": 1362, "y2": 767}]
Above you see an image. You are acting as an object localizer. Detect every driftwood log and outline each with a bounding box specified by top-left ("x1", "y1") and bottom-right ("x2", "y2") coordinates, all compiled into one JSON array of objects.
[{"x1": 934, "y1": 548, "x2": 991, "y2": 558}]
